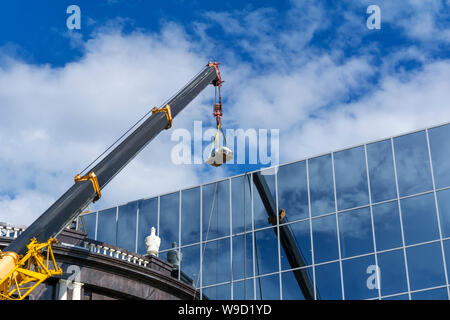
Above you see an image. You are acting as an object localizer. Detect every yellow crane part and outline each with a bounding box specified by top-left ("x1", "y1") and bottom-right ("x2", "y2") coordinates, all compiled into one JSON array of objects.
[{"x1": 0, "y1": 238, "x2": 62, "y2": 300}]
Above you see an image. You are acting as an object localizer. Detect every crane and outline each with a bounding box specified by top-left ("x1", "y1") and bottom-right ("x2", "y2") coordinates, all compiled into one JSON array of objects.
[{"x1": 0, "y1": 61, "x2": 224, "y2": 300}]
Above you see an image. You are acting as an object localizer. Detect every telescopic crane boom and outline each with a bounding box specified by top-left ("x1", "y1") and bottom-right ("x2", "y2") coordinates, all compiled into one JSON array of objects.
[{"x1": 0, "y1": 62, "x2": 223, "y2": 300}]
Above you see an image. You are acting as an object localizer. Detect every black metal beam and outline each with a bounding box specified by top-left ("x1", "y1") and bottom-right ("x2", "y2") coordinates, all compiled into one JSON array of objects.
[
  {"x1": 252, "y1": 172, "x2": 315, "y2": 300},
  {"x1": 7, "y1": 65, "x2": 219, "y2": 256}
]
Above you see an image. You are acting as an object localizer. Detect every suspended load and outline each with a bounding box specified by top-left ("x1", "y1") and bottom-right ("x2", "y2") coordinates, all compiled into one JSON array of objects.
[{"x1": 206, "y1": 64, "x2": 233, "y2": 167}]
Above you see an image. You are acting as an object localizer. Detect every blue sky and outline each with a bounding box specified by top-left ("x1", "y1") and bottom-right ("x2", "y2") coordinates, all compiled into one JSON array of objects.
[{"x1": 0, "y1": 0, "x2": 449, "y2": 225}]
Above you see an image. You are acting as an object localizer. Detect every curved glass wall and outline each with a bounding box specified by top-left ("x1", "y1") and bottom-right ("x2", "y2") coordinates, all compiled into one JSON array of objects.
[{"x1": 81, "y1": 123, "x2": 450, "y2": 300}]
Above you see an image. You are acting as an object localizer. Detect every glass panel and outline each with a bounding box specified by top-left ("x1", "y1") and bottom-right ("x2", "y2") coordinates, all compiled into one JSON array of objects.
[
  {"x1": 382, "y1": 294, "x2": 409, "y2": 300},
  {"x1": 309, "y1": 154, "x2": 335, "y2": 216},
  {"x1": 253, "y1": 169, "x2": 276, "y2": 230},
  {"x1": 377, "y1": 249, "x2": 408, "y2": 297},
  {"x1": 428, "y1": 124, "x2": 450, "y2": 189},
  {"x1": 202, "y1": 238, "x2": 231, "y2": 286},
  {"x1": 281, "y1": 268, "x2": 313, "y2": 300},
  {"x1": 338, "y1": 207, "x2": 374, "y2": 258},
  {"x1": 315, "y1": 262, "x2": 342, "y2": 300},
  {"x1": 372, "y1": 201, "x2": 403, "y2": 251},
  {"x1": 96, "y1": 207, "x2": 116, "y2": 245},
  {"x1": 202, "y1": 283, "x2": 230, "y2": 300},
  {"x1": 233, "y1": 279, "x2": 254, "y2": 300},
  {"x1": 232, "y1": 233, "x2": 253, "y2": 280},
  {"x1": 117, "y1": 201, "x2": 137, "y2": 252},
  {"x1": 137, "y1": 197, "x2": 158, "y2": 255},
  {"x1": 412, "y1": 287, "x2": 448, "y2": 300},
  {"x1": 81, "y1": 212, "x2": 97, "y2": 240},
  {"x1": 437, "y1": 189, "x2": 450, "y2": 238},
  {"x1": 312, "y1": 214, "x2": 339, "y2": 264},
  {"x1": 231, "y1": 175, "x2": 252, "y2": 234},
  {"x1": 281, "y1": 220, "x2": 312, "y2": 270},
  {"x1": 401, "y1": 193, "x2": 440, "y2": 246},
  {"x1": 202, "y1": 181, "x2": 230, "y2": 240},
  {"x1": 334, "y1": 146, "x2": 369, "y2": 211},
  {"x1": 406, "y1": 242, "x2": 446, "y2": 291},
  {"x1": 443, "y1": 239, "x2": 450, "y2": 284},
  {"x1": 255, "y1": 274, "x2": 280, "y2": 300},
  {"x1": 254, "y1": 228, "x2": 279, "y2": 276},
  {"x1": 159, "y1": 192, "x2": 179, "y2": 251},
  {"x1": 366, "y1": 139, "x2": 397, "y2": 203},
  {"x1": 277, "y1": 161, "x2": 309, "y2": 221},
  {"x1": 342, "y1": 254, "x2": 378, "y2": 300},
  {"x1": 181, "y1": 187, "x2": 200, "y2": 246},
  {"x1": 180, "y1": 245, "x2": 200, "y2": 288},
  {"x1": 394, "y1": 131, "x2": 433, "y2": 197}
]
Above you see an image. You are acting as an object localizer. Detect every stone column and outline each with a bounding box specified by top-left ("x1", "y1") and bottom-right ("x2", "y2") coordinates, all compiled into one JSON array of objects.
[
  {"x1": 72, "y1": 282, "x2": 84, "y2": 300},
  {"x1": 57, "y1": 279, "x2": 70, "y2": 300}
]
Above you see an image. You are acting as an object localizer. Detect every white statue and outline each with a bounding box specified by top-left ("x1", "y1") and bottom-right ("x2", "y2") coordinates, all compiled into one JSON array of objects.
[{"x1": 145, "y1": 227, "x2": 161, "y2": 256}]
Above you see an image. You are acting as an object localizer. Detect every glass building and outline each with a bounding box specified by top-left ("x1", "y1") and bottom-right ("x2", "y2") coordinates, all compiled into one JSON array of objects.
[{"x1": 80, "y1": 122, "x2": 450, "y2": 300}]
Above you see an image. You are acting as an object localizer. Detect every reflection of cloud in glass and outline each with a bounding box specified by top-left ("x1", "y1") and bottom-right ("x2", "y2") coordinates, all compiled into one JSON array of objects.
[
  {"x1": 366, "y1": 139, "x2": 397, "y2": 203},
  {"x1": 394, "y1": 131, "x2": 433, "y2": 197},
  {"x1": 117, "y1": 201, "x2": 137, "y2": 252},
  {"x1": 277, "y1": 161, "x2": 309, "y2": 221},
  {"x1": 372, "y1": 201, "x2": 402, "y2": 251},
  {"x1": 137, "y1": 197, "x2": 157, "y2": 255},
  {"x1": 309, "y1": 154, "x2": 335, "y2": 216},
  {"x1": 159, "y1": 192, "x2": 179, "y2": 251},
  {"x1": 254, "y1": 228, "x2": 279, "y2": 275},
  {"x1": 338, "y1": 207, "x2": 374, "y2": 258},
  {"x1": 312, "y1": 214, "x2": 339, "y2": 263},
  {"x1": 334, "y1": 146, "x2": 369, "y2": 211},
  {"x1": 181, "y1": 187, "x2": 200, "y2": 246},
  {"x1": 231, "y1": 175, "x2": 252, "y2": 234},
  {"x1": 202, "y1": 181, "x2": 230, "y2": 240},
  {"x1": 429, "y1": 124, "x2": 450, "y2": 189},
  {"x1": 97, "y1": 207, "x2": 117, "y2": 246}
]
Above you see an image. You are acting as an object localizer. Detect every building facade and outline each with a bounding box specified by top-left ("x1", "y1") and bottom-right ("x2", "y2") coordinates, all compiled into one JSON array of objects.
[{"x1": 81, "y1": 122, "x2": 450, "y2": 300}]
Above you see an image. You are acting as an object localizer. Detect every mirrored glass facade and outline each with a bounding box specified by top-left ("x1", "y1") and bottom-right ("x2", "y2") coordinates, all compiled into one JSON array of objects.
[{"x1": 81, "y1": 123, "x2": 450, "y2": 300}]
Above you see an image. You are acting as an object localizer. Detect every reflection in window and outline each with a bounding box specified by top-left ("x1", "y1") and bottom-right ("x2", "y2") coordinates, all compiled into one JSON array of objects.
[
  {"x1": 81, "y1": 212, "x2": 97, "y2": 240},
  {"x1": 334, "y1": 147, "x2": 369, "y2": 211},
  {"x1": 366, "y1": 139, "x2": 397, "y2": 203},
  {"x1": 281, "y1": 220, "x2": 312, "y2": 270},
  {"x1": 202, "y1": 283, "x2": 230, "y2": 300},
  {"x1": 382, "y1": 294, "x2": 409, "y2": 300},
  {"x1": 180, "y1": 245, "x2": 200, "y2": 288},
  {"x1": 137, "y1": 197, "x2": 157, "y2": 255},
  {"x1": 202, "y1": 238, "x2": 231, "y2": 286},
  {"x1": 401, "y1": 193, "x2": 439, "y2": 246},
  {"x1": 159, "y1": 192, "x2": 179, "y2": 251},
  {"x1": 377, "y1": 249, "x2": 408, "y2": 297},
  {"x1": 254, "y1": 228, "x2": 279, "y2": 276},
  {"x1": 372, "y1": 201, "x2": 403, "y2": 251},
  {"x1": 315, "y1": 262, "x2": 342, "y2": 300},
  {"x1": 202, "y1": 181, "x2": 230, "y2": 241},
  {"x1": 437, "y1": 189, "x2": 450, "y2": 238},
  {"x1": 338, "y1": 207, "x2": 374, "y2": 258},
  {"x1": 428, "y1": 124, "x2": 450, "y2": 189},
  {"x1": 443, "y1": 240, "x2": 450, "y2": 281},
  {"x1": 253, "y1": 170, "x2": 276, "y2": 230},
  {"x1": 411, "y1": 287, "x2": 448, "y2": 300},
  {"x1": 232, "y1": 233, "x2": 253, "y2": 280},
  {"x1": 231, "y1": 175, "x2": 252, "y2": 234},
  {"x1": 277, "y1": 161, "x2": 309, "y2": 221},
  {"x1": 312, "y1": 214, "x2": 339, "y2": 264},
  {"x1": 117, "y1": 202, "x2": 137, "y2": 252},
  {"x1": 281, "y1": 268, "x2": 313, "y2": 300},
  {"x1": 342, "y1": 254, "x2": 377, "y2": 300},
  {"x1": 181, "y1": 187, "x2": 200, "y2": 246},
  {"x1": 256, "y1": 274, "x2": 280, "y2": 300},
  {"x1": 394, "y1": 131, "x2": 433, "y2": 197},
  {"x1": 233, "y1": 279, "x2": 254, "y2": 300},
  {"x1": 309, "y1": 154, "x2": 335, "y2": 216},
  {"x1": 97, "y1": 208, "x2": 116, "y2": 246},
  {"x1": 406, "y1": 242, "x2": 446, "y2": 291}
]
